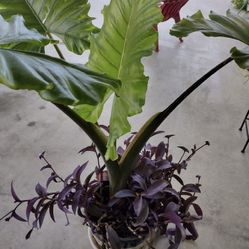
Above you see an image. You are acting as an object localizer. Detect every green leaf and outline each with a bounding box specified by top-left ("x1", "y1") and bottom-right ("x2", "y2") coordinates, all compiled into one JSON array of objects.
[
  {"x1": 170, "y1": 10, "x2": 249, "y2": 45},
  {"x1": 0, "y1": 15, "x2": 52, "y2": 50},
  {"x1": 231, "y1": 46, "x2": 249, "y2": 70},
  {"x1": 0, "y1": 48, "x2": 121, "y2": 106},
  {"x1": 83, "y1": 0, "x2": 162, "y2": 160},
  {"x1": 0, "y1": 0, "x2": 97, "y2": 54}
]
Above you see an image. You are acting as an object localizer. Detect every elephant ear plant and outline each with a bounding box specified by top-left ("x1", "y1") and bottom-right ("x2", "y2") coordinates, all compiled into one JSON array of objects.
[{"x1": 1, "y1": 0, "x2": 249, "y2": 248}]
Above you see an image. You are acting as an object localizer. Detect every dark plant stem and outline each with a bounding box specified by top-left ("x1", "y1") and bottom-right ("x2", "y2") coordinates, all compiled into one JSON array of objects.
[
  {"x1": 0, "y1": 203, "x2": 22, "y2": 221},
  {"x1": 39, "y1": 153, "x2": 65, "y2": 182},
  {"x1": 117, "y1": 56, "x2": 233, "y2": 192}
]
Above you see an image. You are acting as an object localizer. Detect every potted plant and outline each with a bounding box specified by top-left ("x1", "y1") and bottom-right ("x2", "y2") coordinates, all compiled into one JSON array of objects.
[{"x1": 0, "y1": 1, "x2": 249, "y2": 248}]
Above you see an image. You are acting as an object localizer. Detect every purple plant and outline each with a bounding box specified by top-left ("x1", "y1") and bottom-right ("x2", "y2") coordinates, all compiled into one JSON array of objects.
[{"x1": 1, "y1": 134, "x2": 209, "y2": 249}]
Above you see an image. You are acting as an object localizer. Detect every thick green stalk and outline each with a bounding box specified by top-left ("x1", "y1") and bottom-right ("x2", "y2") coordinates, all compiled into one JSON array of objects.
[
  {"x1": 54, "y1": 104, "x2": 120, "y2": 192},
  {"x1": 117, "y1": 56, "x2": 233, "y2": 191}
]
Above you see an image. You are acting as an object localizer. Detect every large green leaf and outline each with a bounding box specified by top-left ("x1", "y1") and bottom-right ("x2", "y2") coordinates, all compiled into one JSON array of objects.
[
  {"x1": 0, "y1": 0, "x2": 97, "y2": 54},
  {"x1": 231, "y1": 46, "x2": 249, "y2": 70},
  {"x1": 80, "y1": 0, "x2": 162, "y2": 160},
  {"x1": 170, "y1": 10, "x2": 249, "y2": 45},
  {"x1": 0, "y1": 15, "x2": 52, "y2": 49},
  {"x1": 0, "y1": 48, "x2": 121, "y2": 105}
]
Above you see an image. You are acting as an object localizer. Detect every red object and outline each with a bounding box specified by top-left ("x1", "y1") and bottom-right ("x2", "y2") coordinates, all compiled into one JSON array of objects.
[{"x1": 155, "y1": 0, "x2": 189, "y2": 52}]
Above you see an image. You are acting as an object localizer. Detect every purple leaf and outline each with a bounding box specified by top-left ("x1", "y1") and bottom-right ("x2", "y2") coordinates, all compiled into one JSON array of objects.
[
  {"x1": 135, "y1": 163, "x2": 154, "y2": 178},
  {"x1": 12, "y1": 212, "x2": 27, "y2": 222},
  {"x1": 46, "y1": 174, "x2": 57, "y2": 188},
  {"x1": 72, "y1": 189, "x2": 84, "y2": 214},
  {"x1": 114, "y1": 189, "x2": 135, "y2": 198},
  {"x1": 25, "y1": 229, "x2": 33, "y2": 240},
  {"x1": 134, "y1": 201, "x2": 149, "y2": 225},
  {"x1": 181, "y1": 184, "x2": 201, "y2": 193},
  {"x1": 165, "y1": 134, "x2": 175, "y2": 139},
  {"x1": 144, "y1": 180, "x2": 168, "y2": 197},
  {"x1": 57, "y1": 200, "x2": 72, "y2": 214},
  {"x1": 124, "y1": 132, "x2": 137, "y2": 147},
  {"x1": 184, "y1": 223, "x2": 198, "y2": 240},
  {"x1": 40, "y1": 164, "x2": 51, "y2": 171},
  {"x1": 26, "y1": 197, "x2": 39, "y2": 221},
  {"x1": 166, "y1": 202, "x2": 180, "y2": 213},
  {"x1": 131, "y1": 174, "x2": 147, "y2": 190},
  {"x1": 155, "y1": 142, "x2": 166, "y2": 160},
  {"x1": 164, "y1": 188, "x2": 180, "y2": 200},
  {"x1": 32, "y1": 219, "x2": 38, "y2": 229},
  {"x1": 58, "y1": 184, "x2": 76, "y2": 201},
  {"x1": 107, "y1": 226, "x2": 121, "y2": 249},
  {"x1": 35, "y1": 183, "x2": 47, "y2": 196},
  {"x1": 49, "y1": 201, "x2": 56, "y2": 222},
  {"x1": 177, "y1": 146, "x2": 189, "y2": 153},
  {"x1": 38, "y1": 203, "x2": 50, "y2": 227},
  {"x1": 174, "y1": 225, "x2": 185, "y2": 247},
  {"x1": 182, "y1": 196, "x2": 197, "y2": 213},
  {"x1": 172, "y1": 175, "x2": 184, "y2": 185},
  {"x1": 164, "y1": 210, "x2": 181, "y2": 225},
  {"x1": 133, "y1": 196, "x2": 143, "y2": 216},
  {"x1": 73, "y1": 162, "x2": 88, "y2": 183},
  {"x1": 84, "y1": 170, "x2": 95, "y2": 188},
  {"x1": 11, "y1": 181, "x2": 21, "y2": 202},
  {"x1": 157, "y1": 160, "x2": 172, "y2": 170},
  {"x1": 64, "y1": 172, "x2": 74, "y2": 185},
  {"x1": 99, "y1": 124, "x2": 109, "y2": 133},
  {"x1": 151, "y1": 131, "x2": 165, "y2": 137},
  {"x1": 117, "y1": 146, "x2": 124, "y2": 156},
  {"x1": 143, "y1": 157, "x2": 156, "y2": 168},
  {"x1": 78, "y1": 144, "x2": 96, "y2": 155},
  {"x1": 192, "y1": 203, "x2": 203, "y2": 217}
]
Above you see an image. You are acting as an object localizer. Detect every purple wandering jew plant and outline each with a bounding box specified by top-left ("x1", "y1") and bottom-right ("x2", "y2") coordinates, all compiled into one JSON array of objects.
[{"x1": 2, "y1": 133, "x2": 208, "y2": 249}]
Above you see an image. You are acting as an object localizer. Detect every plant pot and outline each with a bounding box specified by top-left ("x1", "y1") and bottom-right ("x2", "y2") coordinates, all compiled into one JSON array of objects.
[{"x1": 88, "y1": 228, "x2": 155, "y2": 249}]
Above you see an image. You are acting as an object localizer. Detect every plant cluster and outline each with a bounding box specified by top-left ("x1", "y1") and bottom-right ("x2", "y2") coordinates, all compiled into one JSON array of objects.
[{"x1": 1, "y1": 133, "x2": 209, "y2": 249}]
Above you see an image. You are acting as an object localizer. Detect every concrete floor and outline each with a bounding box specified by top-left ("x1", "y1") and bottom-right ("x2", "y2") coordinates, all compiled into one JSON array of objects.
[{"x1": 0, "y1": 0, "x2": 249, "y2": 248}]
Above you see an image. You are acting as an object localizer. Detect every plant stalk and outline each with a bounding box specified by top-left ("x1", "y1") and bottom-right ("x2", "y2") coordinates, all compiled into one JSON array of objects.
[
  {"x1": 54, "y1": 104, "x2": 120, "y2": 193},
  {"x1": 117, "y1": 56, "x2": 233, "y2": 191}
]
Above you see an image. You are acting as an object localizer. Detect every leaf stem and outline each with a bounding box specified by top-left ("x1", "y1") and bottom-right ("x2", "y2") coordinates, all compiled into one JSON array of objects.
[
  {"x1": 118, "y1": 56, "x2": 233, "y2": 190},
  {"x1": 47, "y1": 33, "x2": 65, "y2": 60}
]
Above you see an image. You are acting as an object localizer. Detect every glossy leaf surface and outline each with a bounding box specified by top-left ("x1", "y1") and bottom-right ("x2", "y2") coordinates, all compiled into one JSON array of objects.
[
  {"x1": 231, "y1": 46, "x2": 249, "y2": 70},
  {"x1": 85, "y1": 0, "x2": 162, "y2": 160},
  {"x1": 0, "y1": 15, "x2": 51, "y2": 49},
  {"x1": 170, "y1": 10, "x2": 249, "y2": 45},
  {"x1": 0, "y1": 49, "x2": 121, "y2": 106},
  {"x1": 0, "y1": 0, "x2": 97, "y2": 53}
]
